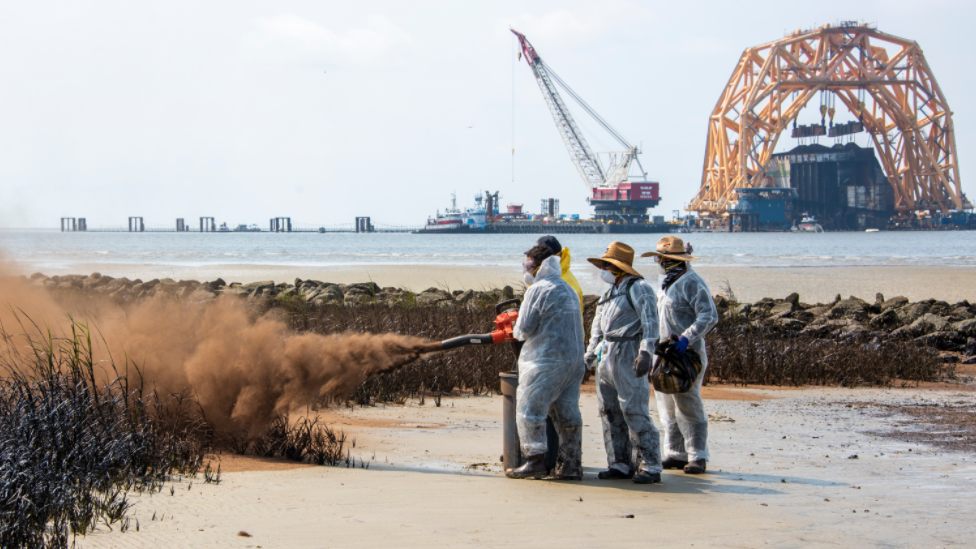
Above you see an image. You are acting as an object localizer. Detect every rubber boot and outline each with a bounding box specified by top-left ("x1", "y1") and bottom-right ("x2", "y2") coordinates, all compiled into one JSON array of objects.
[
  {"x1": 661, "y1": 457, "x2": 688, "y2": 470},
  {"x1": 597, "y1": 468, "x2": 634, "y2": 480},
  {"x1": 683, "y1": 459, "x2": 707, "y2": 474},
  {"x1": 632, "y1": 470, "x2": 662, "y2": 484},
  {"x1": 551, "y1": 462, "x2": 582, "y2": 481},
  {"x1": 506, "y1": 455, "x2": 547, "y2": 479}
]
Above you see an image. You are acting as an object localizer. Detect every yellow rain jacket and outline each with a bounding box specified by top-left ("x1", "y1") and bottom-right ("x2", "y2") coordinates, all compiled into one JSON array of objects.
[{"x1": 558, "y1": 247, "x2": 584, "y2": 319}]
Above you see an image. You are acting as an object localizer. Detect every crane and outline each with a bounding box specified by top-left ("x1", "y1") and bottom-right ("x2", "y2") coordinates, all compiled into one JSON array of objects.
[{"x1": 511, "y1": 29, "x2": 659, "y2": 223}]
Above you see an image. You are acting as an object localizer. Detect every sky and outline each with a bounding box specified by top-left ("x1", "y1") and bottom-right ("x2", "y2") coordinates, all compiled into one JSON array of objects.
[{"x1": 0, "y1": 0, "x2": 973, "y2": 229}]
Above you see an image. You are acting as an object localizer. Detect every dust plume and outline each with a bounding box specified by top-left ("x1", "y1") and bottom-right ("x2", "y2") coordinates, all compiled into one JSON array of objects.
[{"x1": 0, "y1": 271, "x2": 442, "y2": 433}]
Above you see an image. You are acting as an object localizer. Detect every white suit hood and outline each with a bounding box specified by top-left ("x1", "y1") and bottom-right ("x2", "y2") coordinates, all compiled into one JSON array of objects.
[{"x1": 534, "y1": 255, "x2": 562, "y2": 282}]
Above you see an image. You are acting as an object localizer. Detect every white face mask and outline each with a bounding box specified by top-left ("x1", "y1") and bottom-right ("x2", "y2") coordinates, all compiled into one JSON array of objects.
[
  {"x1": 523, "y1": 272, "x2": 535, "y2": 286},
  {"x1": 599, "y1": 270, "x2": 617, "y2": 285}
]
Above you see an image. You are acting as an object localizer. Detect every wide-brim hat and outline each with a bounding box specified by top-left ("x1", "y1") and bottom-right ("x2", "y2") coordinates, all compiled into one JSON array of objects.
[
  {"x1": 587, "y1": 242, "x2": 642, "y2": 278},
  {"x1": 640, "y1": 235, "x2": 699, "y2": 261}
]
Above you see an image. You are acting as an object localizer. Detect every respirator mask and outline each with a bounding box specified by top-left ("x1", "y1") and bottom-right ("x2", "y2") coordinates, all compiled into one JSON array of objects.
[
  {"x1": 600, "y1": 264, "x2": 624, "y2": 285},
  {"x1": 522, "y1": 259, "x2": 538, "y2": 286}
]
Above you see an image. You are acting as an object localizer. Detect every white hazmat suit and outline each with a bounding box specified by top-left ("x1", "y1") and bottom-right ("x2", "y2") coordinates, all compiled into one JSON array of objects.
[
  {"x1": 512, "y1": 255, "x2": 586, "y2": 475},
  {"x1": 655, "y1": 264, "x2": 718, "y2": 463},
  {"x1": 586, "y1": 275, "x2": 662, "y2": 476}
]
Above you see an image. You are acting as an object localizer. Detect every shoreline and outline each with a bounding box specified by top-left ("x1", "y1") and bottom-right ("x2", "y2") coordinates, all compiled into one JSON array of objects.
[
  {"x1": 80, "y1": 386, "x2": 976, "y2": 548},
  {"x1": 10, "y1": 262, "x2": 976, "y2": 303}
]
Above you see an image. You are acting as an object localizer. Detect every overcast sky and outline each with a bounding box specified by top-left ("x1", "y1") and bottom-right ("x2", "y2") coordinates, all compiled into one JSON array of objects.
[{"x1": 0, "y1": 0, "x2": 972, "y2": 228}]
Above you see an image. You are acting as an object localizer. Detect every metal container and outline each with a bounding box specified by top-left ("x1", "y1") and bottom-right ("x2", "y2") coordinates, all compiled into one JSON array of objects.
[
  {"x1": 499, "y1": 372, "x2": 523, "y2": 470},
  {"x1": 498, "y1": 372, "x2": 559, "y2": 472}
]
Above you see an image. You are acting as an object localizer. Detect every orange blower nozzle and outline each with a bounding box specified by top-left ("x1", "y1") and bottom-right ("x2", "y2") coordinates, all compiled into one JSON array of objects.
[
  {"x1": 439, "y1": 299, "x2": 522, "y2": 351},
  {"x1": 491, "y1": 309, "x2": 518, "y2": 344}
]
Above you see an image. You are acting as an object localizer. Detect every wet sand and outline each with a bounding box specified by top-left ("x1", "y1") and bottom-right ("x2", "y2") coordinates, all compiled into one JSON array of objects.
[
  {"x1": 82, "y1": 386, "x2": 976, "y2": 548},
  {"x1": 22, "y1": 262, "x2": 976, "y2": 303}
]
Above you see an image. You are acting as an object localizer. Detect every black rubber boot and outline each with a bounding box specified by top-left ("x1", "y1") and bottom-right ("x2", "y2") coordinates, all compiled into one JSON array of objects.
[
  {"x1": 683, "y1": 459, "x2": 707, "y2": 474},
  {"x1": 597, "y1": 468, "x2": 634, "y2": 480},
  {"x1": 632, "y1": 471, "x2": 662, "y2": 484},
  {"x1": 661, "y1": 457, "x2": 688, "y2": 470},
  {"x1": 506, "y1": 455, "x2": 547, "y2": 479},
  {"x1": 551, "y1": 464, "x2": 583, "y2": 481}
]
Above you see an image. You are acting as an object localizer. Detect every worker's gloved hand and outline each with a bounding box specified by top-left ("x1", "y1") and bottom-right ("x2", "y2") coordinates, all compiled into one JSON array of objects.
[
  {"x1": 584, "y1": 352, "x2": 598, "y2": 372},
  {"x1": 633, "y1": 350, "x2": 651, "y2": 377},
  {"x1": 675, "y1": 336, "x2": 689, "y2": 355}
]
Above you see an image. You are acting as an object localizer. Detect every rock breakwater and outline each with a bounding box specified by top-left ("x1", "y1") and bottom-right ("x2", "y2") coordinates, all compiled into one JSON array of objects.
[
  {"x1": 715, "y1": 291, "x2": 976, "y2": 364},
  {"x1": 17, "y1": 271, "x2": 976, "y2": 364},
  {"x1": 25, "y1": 272, "x2": 519, "y2": 309}
]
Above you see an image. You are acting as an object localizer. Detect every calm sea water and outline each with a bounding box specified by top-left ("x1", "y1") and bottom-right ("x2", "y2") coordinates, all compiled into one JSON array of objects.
[{"x1": 2, "y1": 229, "x2": 975, "y2": 271}]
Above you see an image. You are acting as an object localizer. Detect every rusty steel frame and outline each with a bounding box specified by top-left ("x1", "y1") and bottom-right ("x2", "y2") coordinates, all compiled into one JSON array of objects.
[{"x1": 688, "y1": 23, "x2": 969, "y2": 217}]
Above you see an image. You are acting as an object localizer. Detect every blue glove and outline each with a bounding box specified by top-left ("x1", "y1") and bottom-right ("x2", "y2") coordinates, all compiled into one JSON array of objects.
[{"x1": 676, "y1": 336, "x2": 689, "y2": 355}]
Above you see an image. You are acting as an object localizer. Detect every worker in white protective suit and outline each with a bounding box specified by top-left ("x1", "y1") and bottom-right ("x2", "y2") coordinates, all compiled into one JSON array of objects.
[
  {"x1": 506, "y1": 245, "x2": 586, "y2": 480},
  {"x1": 584, "y1": 242, "x2": 663, "y2": 484},
  {"x1": 534, "y1": 235, "x2": 585, "y2": 320},
  {"x1": 641, "y1": 236, "x2": 718, "y2": 474}
]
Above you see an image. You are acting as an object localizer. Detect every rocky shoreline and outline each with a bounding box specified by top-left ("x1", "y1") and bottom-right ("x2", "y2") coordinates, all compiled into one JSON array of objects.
[
  {"x1": 715, "y1": 292, "x2": 976, "y2": 363},
  {"x1": 17, "y1": 271, "x2": 976, "y2": 363},
  {"x1": 22, "y1": 272, "x2": 521, "y2": 308}
]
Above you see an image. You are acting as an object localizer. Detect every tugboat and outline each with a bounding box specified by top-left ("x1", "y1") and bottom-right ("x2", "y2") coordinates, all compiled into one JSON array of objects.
[
  {"x1": 791, "y1": 215, "x2": 825, "y2": 233},
  {"x1": 423, "y1": 193, "x2": 464, "y2": 231},
  {"x1": 217, "y1": 222, "x2": 231, "y2": 233},
  {"x1": 422, "y1": 193, "x2": 491, "y2": 232}
]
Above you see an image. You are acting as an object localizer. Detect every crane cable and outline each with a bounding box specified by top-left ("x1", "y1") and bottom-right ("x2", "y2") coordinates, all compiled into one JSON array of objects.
[{"x1": 541, "y1": 60, "x2": 633, "y2": 151}]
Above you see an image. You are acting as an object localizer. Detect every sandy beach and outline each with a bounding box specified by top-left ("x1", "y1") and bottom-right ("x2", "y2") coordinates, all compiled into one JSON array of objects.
[
  {"x1": 79, "y1": 384, "x2": 976, "y2": 548},
  {"x1": 19, "y1": 262, "x2": 976, "y2": 303}
]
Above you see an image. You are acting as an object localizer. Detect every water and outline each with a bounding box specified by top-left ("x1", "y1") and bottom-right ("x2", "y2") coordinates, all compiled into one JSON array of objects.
[{"x1": 2, "y1": 229, "x2": 975, "y2": 271}]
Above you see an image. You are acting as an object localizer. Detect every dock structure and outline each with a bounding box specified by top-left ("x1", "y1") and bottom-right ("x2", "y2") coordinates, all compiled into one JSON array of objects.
[
  {"x1": 60, "y1": 218, "x2": 87, "y2": 231},
  {"x1": 413, "y1": 221, "x2": 672, "y2": 234},
  {"x1": 354, "y1": 217, "x2": 373, "y2": 233},
  {"x1": 69, "y1": 217, "x2": 421, "y2": 233},
  {"x1": 57, "y1": 216, "x2": 672, "y2": 234},
  {"x1": 270, "y1": 217, "x2": 292, "y2": 232}
]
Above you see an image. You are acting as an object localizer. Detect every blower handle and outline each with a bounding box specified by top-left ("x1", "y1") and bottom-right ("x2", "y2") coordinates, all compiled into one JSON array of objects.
[
  {"x1": 439, "y1": 298, "x2": 522, "y2": 352},
  {"x1": 495, "y1": 298, "x2": 521, "y2": 315},
  {"x1": 440, "y1": 333, "x2": 495, "y2": 350}
]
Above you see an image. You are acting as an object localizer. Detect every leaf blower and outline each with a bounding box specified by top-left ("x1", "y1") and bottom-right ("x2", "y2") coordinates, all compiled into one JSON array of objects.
[{"x1": 439, "y1": 298, "x2": 522, "y2": 353}]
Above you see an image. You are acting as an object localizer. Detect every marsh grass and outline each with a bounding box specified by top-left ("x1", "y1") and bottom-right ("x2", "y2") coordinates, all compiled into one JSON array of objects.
[
  {"x1": 0, "y1": 317, "x2": 213, "y2": 549},
  {"x1": 704, "y1": 316, "x2": 947, "y2": 387},
  {"x1": 269, "y1": 296, "x2": 947, "y2": 400},
  {"x1": 247, "y1": 415, "x2": 347, "y2": 465}
]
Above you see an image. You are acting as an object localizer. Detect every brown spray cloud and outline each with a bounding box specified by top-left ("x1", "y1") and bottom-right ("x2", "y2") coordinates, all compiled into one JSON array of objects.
[{"x1": 0, "y1": 265, "x2": 441, "y2": 433}]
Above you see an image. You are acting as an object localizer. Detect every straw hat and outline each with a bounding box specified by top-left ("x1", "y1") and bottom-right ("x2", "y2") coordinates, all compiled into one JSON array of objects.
[
  {"x1": 587, "y1": 242, "x2": 642, "y2": 278},
  {"x1": 640, "y1": 236, "x2": 699, "y2": 261}
]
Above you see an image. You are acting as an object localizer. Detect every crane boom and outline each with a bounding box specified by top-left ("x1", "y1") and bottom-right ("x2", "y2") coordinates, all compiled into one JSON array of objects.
[
  {"x1": 512, "y1": 29, "x2": 605, "y2": 190},
  {"x1": 511, "y1": 29, "x2": 661, "y2": 224}
]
